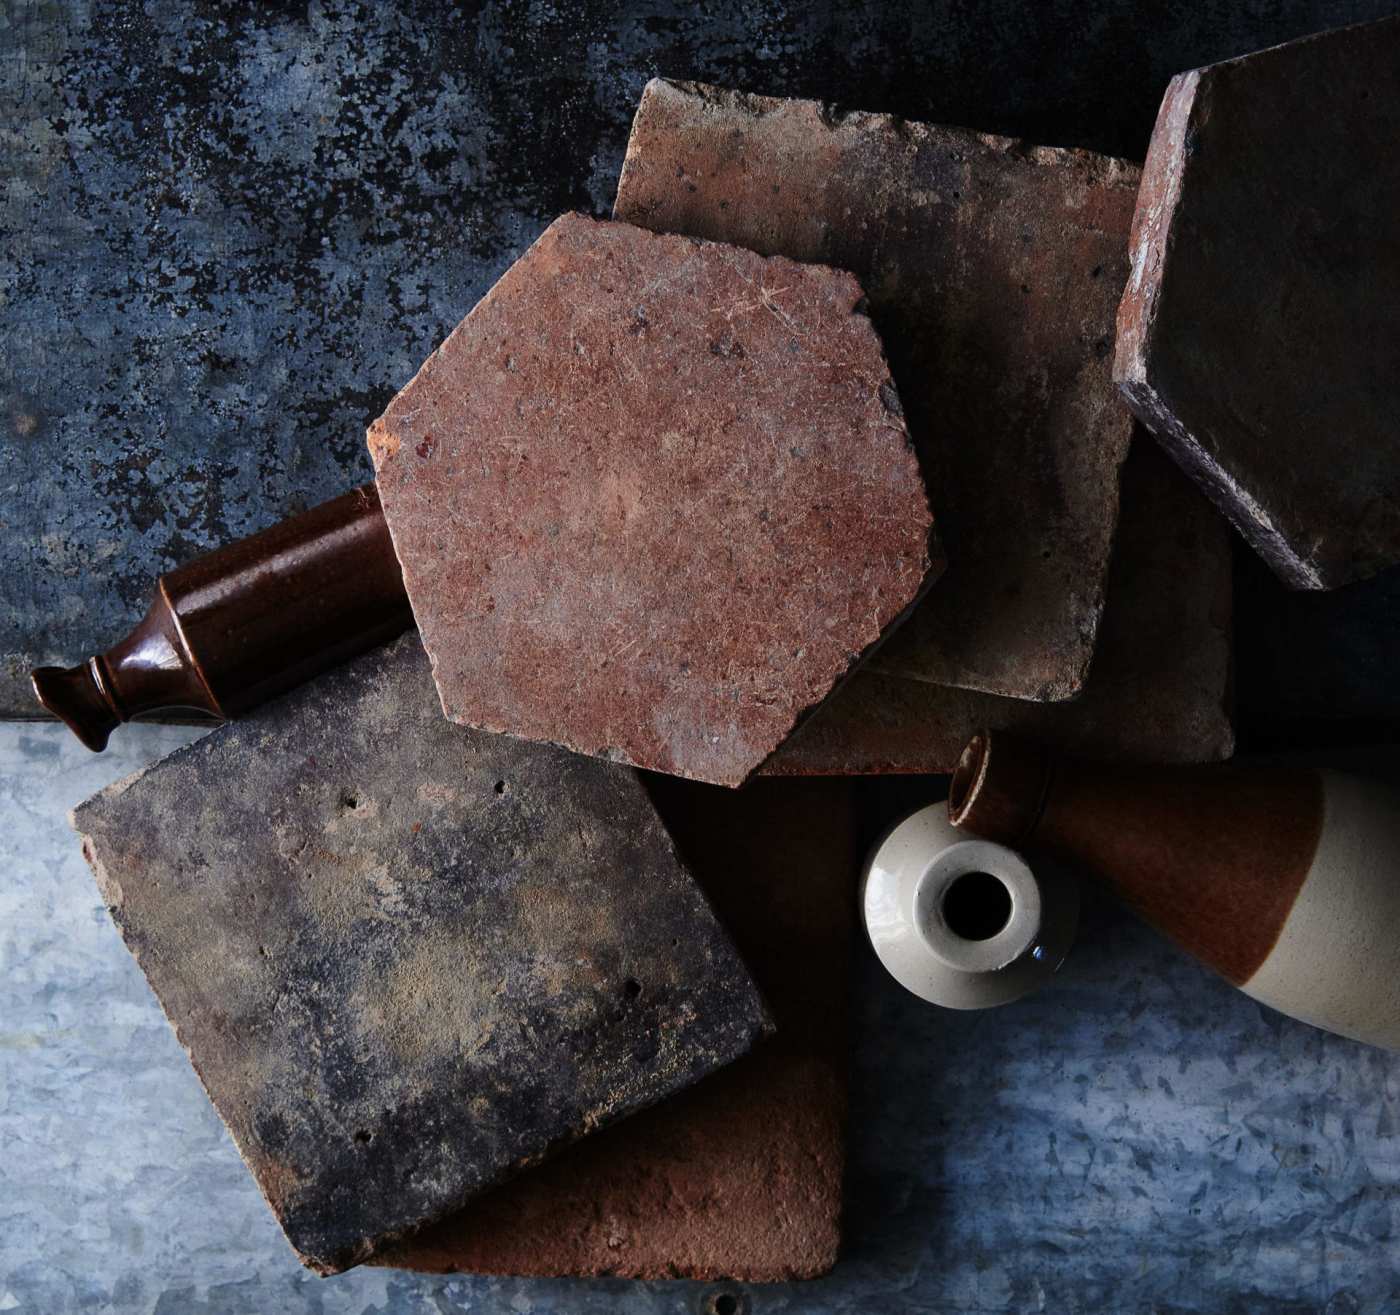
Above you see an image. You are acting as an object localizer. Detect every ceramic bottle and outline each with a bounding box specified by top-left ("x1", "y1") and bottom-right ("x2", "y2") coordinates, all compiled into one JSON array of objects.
[
  {"x1": 949, "y1": 730, "x2": 1400, "y2": 1050},
  {"x1": 862, "y1": 800, "x2": 1078, "y2": 1008},
  {"x1": 32, "y1": 485, "x2": 412, "y2": 750}
]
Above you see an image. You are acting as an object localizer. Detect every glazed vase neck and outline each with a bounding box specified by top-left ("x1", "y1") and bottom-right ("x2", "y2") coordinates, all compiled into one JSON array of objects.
[
  {"x1": 950, "y1": 731, "x2": 1323, "y2": 986},
  {"x1": 32, "y1": 484, "x2": 414, "y2": 751}
]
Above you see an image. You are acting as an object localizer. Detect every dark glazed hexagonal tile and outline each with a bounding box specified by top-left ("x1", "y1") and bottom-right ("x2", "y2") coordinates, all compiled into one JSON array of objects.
[
  {"x1": 1115, "y1": 17, "x2": 1400, "y2": 590},
  {"x1": 368, "y1": 212, "x2": 937, "y2": 787}
]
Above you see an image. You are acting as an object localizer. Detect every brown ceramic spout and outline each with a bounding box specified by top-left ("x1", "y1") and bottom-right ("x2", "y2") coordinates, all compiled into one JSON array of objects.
[
  {"x1": 948, "y1": 730, "x2": 1400, "y2": 1051},
  {"x1": 32, "y1": 484, "x2": 414, "y2": 751}
]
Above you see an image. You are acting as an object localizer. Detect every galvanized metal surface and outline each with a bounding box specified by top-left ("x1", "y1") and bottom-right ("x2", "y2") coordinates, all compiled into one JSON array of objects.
[
  {"x1": 9, "y1": 726, "x2": 1400, "y2": 1312},
  {"x1": 8, "y1": 3, "x2": 1400, "y2": 1311}
]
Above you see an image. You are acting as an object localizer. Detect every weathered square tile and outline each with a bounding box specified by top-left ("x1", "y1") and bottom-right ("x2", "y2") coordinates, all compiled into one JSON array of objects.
[
  {"x1": 71, "y1": 634, "x2": 769, "y2": 1275},
  {"x1": 368, "y1": 212, "x2": 936, "y2": 787},
  {"x1": 764, "y1": 437, "x2": 1234, "y2": 773},
  {"x1": 615, "y1": 79, "x2": 1140, "y2": 701},
  {"x1": 376, "y1": 777, "x2": 854, "y2": 1281},
  {"x1": 1115, "y1": 18, "x2": 1400, "y2": 590}
]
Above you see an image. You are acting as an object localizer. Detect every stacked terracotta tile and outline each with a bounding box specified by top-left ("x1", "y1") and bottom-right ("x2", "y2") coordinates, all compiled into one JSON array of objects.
[
  {"x1": 383, "y1": 77, "x2": 1239, "y2": 1286},
  {"x1": 615, "y1": 79, "x2": 1233, "y2": 773}
]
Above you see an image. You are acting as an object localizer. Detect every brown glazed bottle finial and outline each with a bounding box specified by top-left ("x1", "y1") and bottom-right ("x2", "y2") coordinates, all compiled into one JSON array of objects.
[
  {"x1": 949, "y1": 729, "x2": 1400, "y2": 1053},
  {"x1": 32, "y1": 484, "x2": 414, "y2": 751},
  {"x1": 31, "y1": 659, "x2": 127, "y2": 752}
]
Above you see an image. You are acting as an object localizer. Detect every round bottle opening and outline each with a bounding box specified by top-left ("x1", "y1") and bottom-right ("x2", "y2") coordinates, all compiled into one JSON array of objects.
[{"x1": 941, "y1": 870, "x2": 1013, "y2": 941}]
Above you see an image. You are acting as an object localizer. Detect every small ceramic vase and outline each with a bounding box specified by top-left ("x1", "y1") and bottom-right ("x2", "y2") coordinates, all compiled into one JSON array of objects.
[
  {"x1": 862, "y1": 801, "x2": 1079, "y2": 1008},
  {"x1": 949, "y1": 730, "x2": 1400, "y2": 1051}
]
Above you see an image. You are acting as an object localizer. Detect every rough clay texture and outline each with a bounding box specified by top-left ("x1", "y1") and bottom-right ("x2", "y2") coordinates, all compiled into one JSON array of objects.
[
  {"x1": 377, "y1": 776, "x2": 854, "y2": 1281},
  {"x1": 765, "y1": 436, "x2": 1235, "y2": 773},
  {"x1": 1115, "y1": 18, "x2": 1400, "y2": 591},
  {"x1": 368, "y1": 212, "x2": 935, "y2": 787},
  {"x1": 12, "y1": 2, "x2": 1400, "y2": 751},
  {"x1": 615, "y1": 79, "x2": 1140, "y2": 702},
  {"x1": 69, "y1": 634, "x2": 770, "y2": 1276}
]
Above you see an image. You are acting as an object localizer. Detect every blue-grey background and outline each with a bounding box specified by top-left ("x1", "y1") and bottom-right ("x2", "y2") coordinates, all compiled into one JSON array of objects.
[
  {"x1": 8, "y1": 1, "x2": 1400, "y2": 1311},
  {"x1": 8, "y1": 726, "x2": 1400, "y2": 1313}
]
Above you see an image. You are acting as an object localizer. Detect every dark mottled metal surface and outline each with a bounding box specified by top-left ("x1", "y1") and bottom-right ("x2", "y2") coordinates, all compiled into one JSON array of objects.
[
  {"x1": 6, "y1": 0, "x2": 1400, "y2": 735},
  {"x1": 9, "y1": 3, "x2": 1400, "y2": 1302},
  {"x1": 69, "y1": 633, "x2": 769, "y2": 1274}
]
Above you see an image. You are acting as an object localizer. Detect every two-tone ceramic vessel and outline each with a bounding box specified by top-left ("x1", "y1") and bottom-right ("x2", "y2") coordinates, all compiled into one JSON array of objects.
[{"x1": 950, "y1": 731, "x2": 1400, "y2": 1051}]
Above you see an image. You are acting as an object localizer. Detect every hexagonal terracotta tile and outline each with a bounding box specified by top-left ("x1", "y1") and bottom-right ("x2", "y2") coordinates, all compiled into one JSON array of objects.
[{"x1": 368, "y1": 213, "x2": 937, "y2": 786}]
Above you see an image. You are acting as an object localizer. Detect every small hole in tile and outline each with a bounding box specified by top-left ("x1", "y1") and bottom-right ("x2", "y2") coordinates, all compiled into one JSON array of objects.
[
  {"x1": 705, "y1": 1290, "x2": 746, "y2": 1315},
  {"x1": 494, "y1": 780, "x2": 507, "y2": 795},
  {"x1": 353, "y1": 1130, "x2": 372, "y2": 1145},
  {"x1": 623, "y1": 978, "x2": 642, "y2": 999},
  {"x1": 340, "y1": 793, "x2": 358, "y2": 810}
]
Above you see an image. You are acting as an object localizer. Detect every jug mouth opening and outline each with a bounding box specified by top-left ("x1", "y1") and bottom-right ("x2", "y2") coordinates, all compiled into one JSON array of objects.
[{"x1": 940, "y1": 869, "x2": 1012, "y2": 941}]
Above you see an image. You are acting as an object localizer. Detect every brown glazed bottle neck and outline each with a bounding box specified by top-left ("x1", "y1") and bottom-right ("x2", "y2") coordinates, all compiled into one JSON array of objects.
[
  {"x1": 160, "y1": 483, "x2": 411, "y2": 715},
  {"x1": 948, "y1": 732, "x2": 1054, "y2": 846},
  {"x1": 108, "y1": 580, "x2": 223, "y2": 719},
  {"x1": 30, "y1": 585, "x2": 221, "y2": 752},
  {"x1": 33, "y1": 483, "x2": 414, "y2": 750},
  {"x1": 950, "y1": 730, "x2": 1325, "y2": 986}
]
